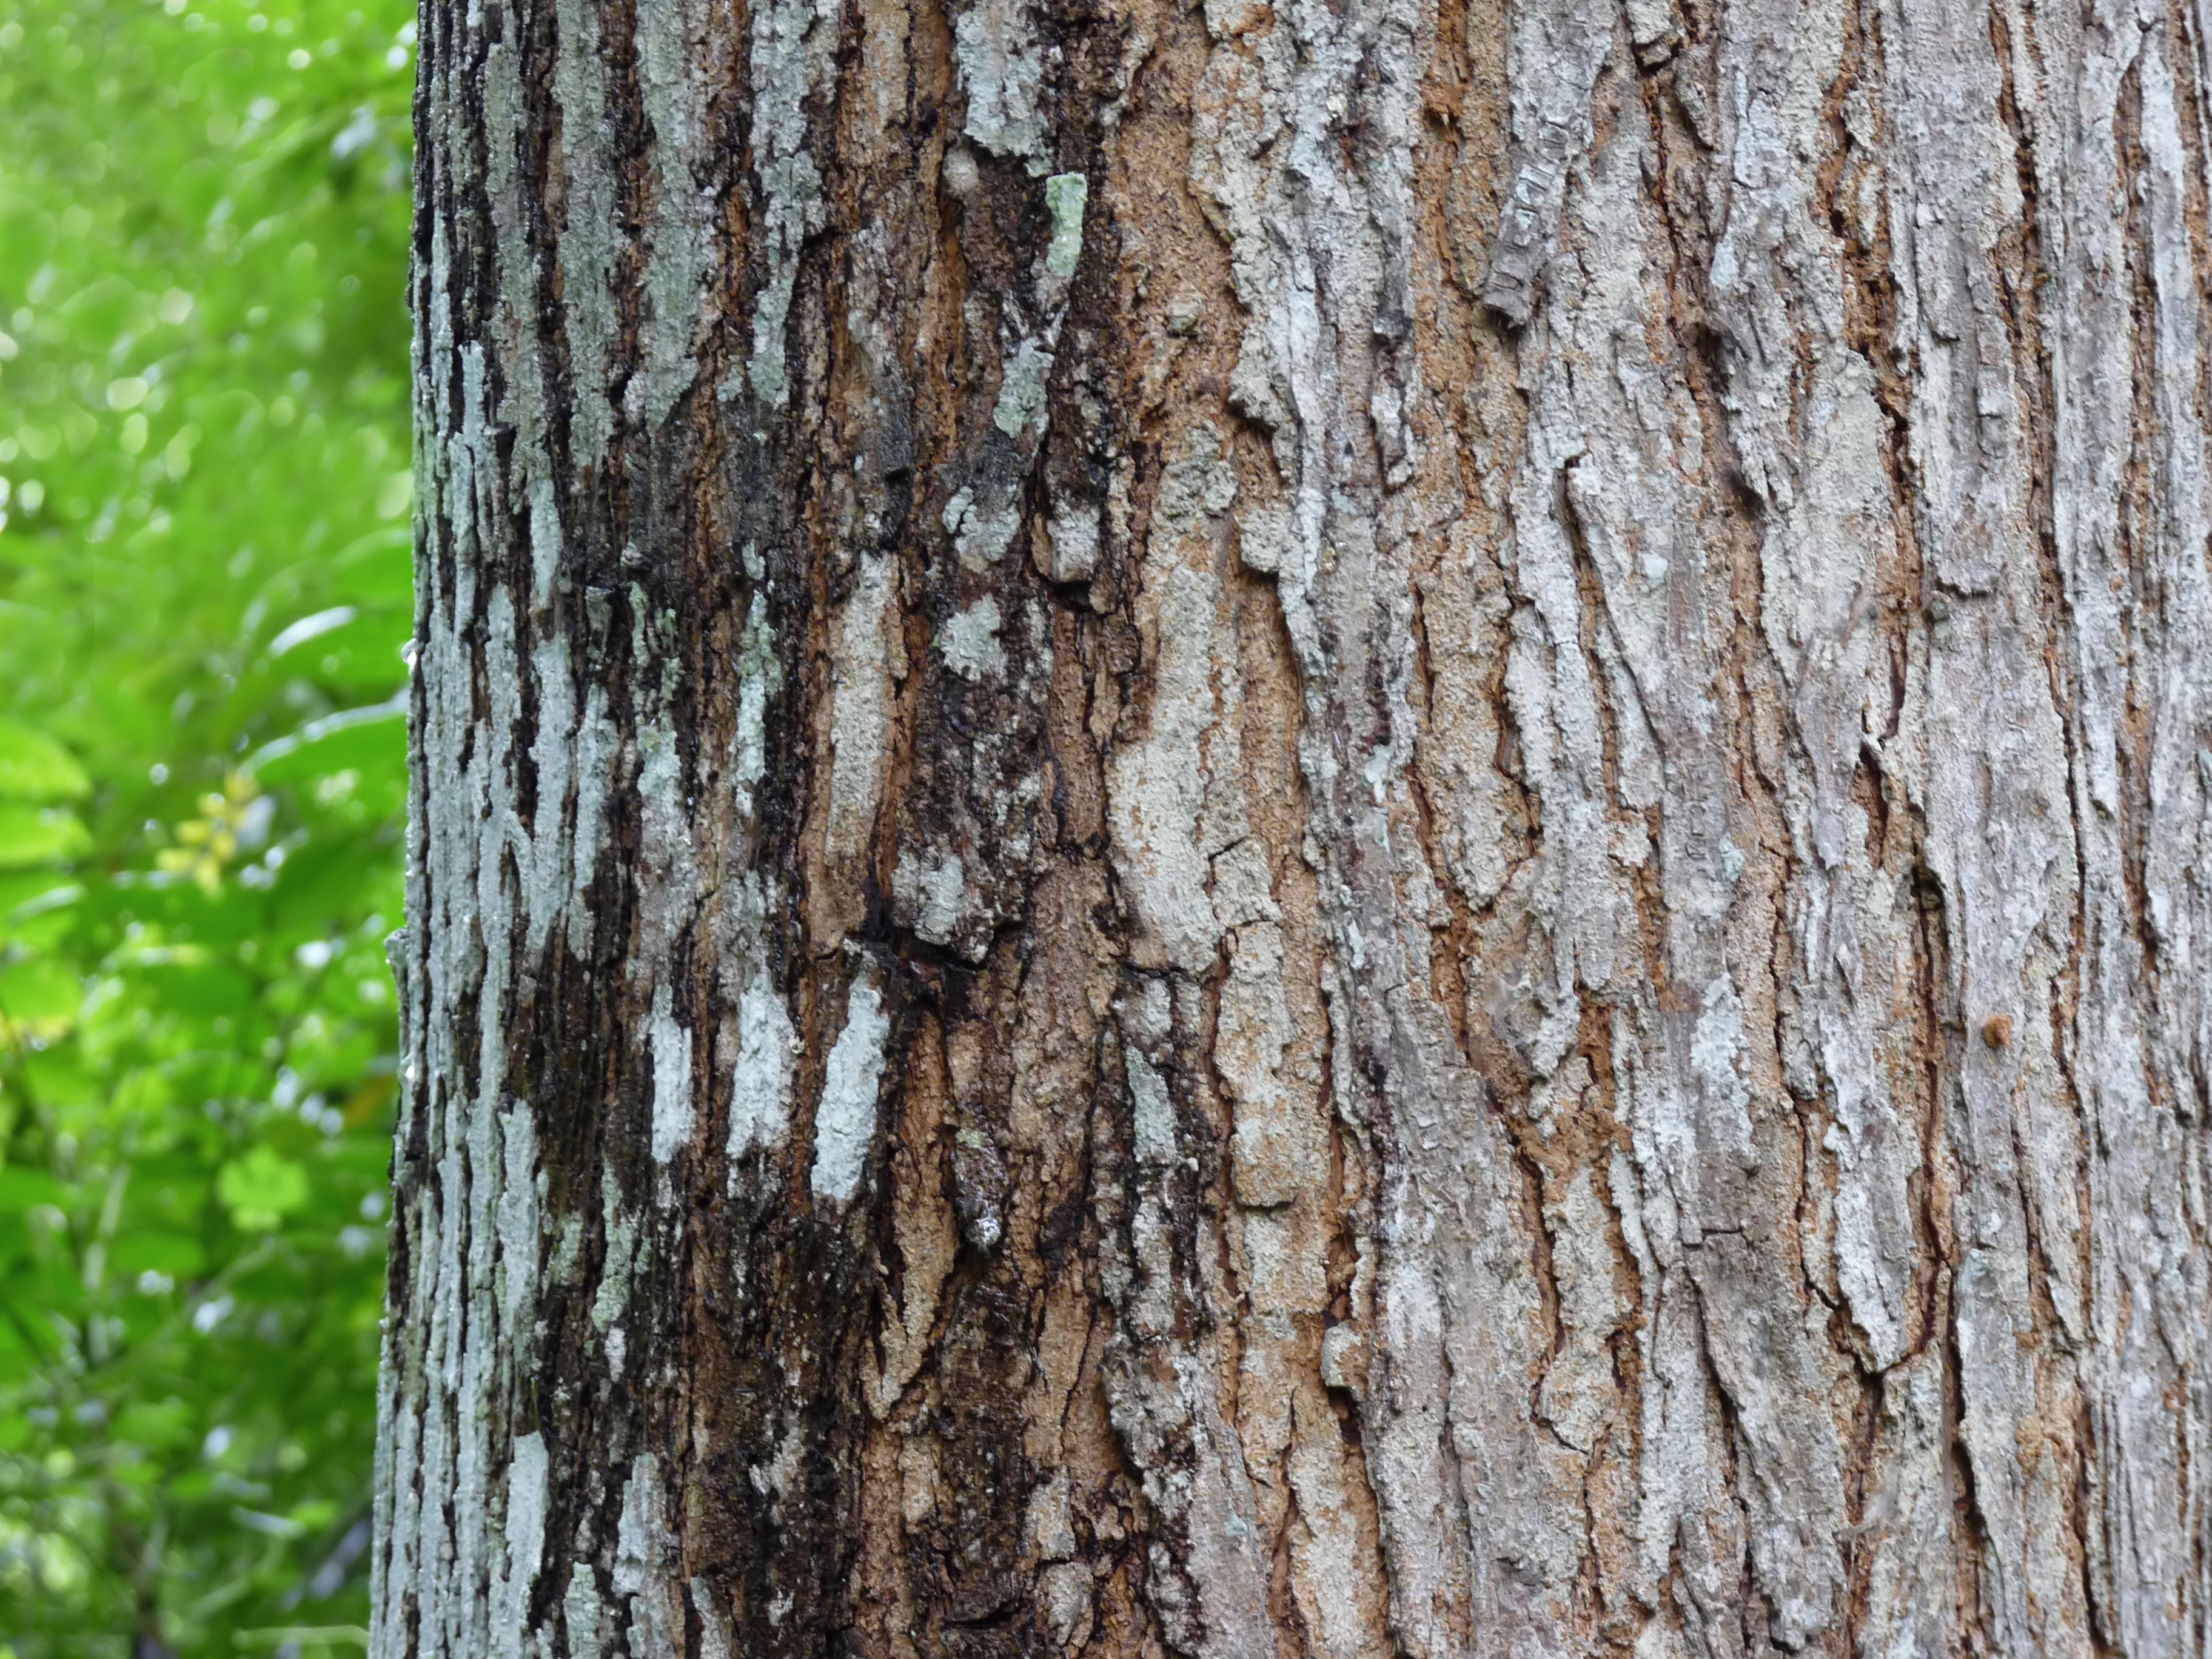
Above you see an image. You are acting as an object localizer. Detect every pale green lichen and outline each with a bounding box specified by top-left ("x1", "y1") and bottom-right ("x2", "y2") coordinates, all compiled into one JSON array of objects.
[
  {"x1": 1044, "y1": 172, "x2": 1087, "y2": 277},
  {"x1": 992, "y1": 337, "x2": 1053, "y2": 440}
]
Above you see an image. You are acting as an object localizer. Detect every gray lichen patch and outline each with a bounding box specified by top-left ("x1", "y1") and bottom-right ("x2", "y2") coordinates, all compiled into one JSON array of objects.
[
  {"x1": 991, "y1": 338, "x2": 1054, "y2": 442},
  {"x1": 1044, "y1": 172, "x2": 1088, "y2": 278},
  {"x1": 552, "y1": 0, "x2": 618, "y2": 462},
  {"x1": 1037, "y1": 503, "x2": 1099, "y2": 582},
  {"x1": 936, "y1": 596, "x2": 1006, "y2": 682},
  {"x1": 1478, "y1": 0, "x2": 1615, "y2": 324},
  {"x1": 953, "y1": 0, "x2": 1048, "y2": 162},
  {"x1": 727, "y1": 969, "x2": 796, "y2": 1159},
  {"x1": 822, "y1": 552, "x2": 898, "y2": 904},
  {"x1": 647, "y1": 984, "x2": 695, "y2": 1165},
  {"x1": 943, "y1": 484, "x2": 1021, "y2": 569},
  {"x1": 631, "y1": 0, "x2": 718, "y2": 432},
  {"x1": 743, "y1": 0, "x2": 836, "y2": 408},
  {"x1": 891, "y1": 848, "x2": 968, "y2": 947},
  {"x1": 811, "y1": 973, "x2": 890, "y2": 1203}
]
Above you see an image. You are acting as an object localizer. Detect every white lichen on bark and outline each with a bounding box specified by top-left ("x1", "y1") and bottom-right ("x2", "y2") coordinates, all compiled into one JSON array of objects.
[{"x1": 812, "y1": 971, "x2": 890, "y2": 1202}]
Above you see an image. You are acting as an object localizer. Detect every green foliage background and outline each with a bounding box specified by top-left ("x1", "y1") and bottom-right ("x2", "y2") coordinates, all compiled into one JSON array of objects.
[{"x1": 0, "y1": 0, "x2": 413, "y2": 1647}]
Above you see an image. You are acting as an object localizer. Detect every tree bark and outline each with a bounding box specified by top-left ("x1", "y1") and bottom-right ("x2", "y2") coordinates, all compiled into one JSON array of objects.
[{"x1": 372, "y1": 0, "x2": 2212, "y2": 1646}]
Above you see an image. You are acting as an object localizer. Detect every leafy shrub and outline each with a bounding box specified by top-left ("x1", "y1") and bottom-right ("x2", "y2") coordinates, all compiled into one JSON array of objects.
[{"x1": 0, "y1": 0, "x2": 411, "y2": 1648}]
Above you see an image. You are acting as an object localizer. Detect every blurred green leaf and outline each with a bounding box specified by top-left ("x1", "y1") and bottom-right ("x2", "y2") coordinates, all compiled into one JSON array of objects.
[
  {"x1": 0, "y1": 957, "x2": 78, "y2": 1027},
  {"x1": 0, "y1": 724, "x2": 89, "y2": 802},
  {"x1": 0, "y1": 1171, "x2": 65, "y2": 1212},
  {"x1": 0, "y1": 806, "x2": 89, "y2": 870},
  {"x1": 216, "y1": 1145, "x2": 307, "y2": 1232},
  {"x1": 107, "y1": 1230, "x2": 207, "y2": 1280},
  {"x1": 233, "y1": 1628, "x2": 368, "y2": 1651},
  {"x1": 0, "y1": 0, "x2": 411, "y2": 1644},
  {"x1": 246, "y1": 696, "x2": 404, "y2": 785}
]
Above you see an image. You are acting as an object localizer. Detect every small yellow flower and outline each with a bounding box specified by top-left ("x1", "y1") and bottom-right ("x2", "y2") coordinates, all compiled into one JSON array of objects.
[{"x1": 156, "y1": 773, "x2": 261, "y2": 893}]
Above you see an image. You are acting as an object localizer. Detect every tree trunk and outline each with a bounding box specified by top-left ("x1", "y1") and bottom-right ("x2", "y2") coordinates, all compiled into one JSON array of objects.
[{"x1": 372, "y1": 0, "x2": 2212, "y2": 1646}]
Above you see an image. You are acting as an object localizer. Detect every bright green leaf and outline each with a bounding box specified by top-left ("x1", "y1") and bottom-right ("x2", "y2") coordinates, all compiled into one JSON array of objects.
[
  {"x1": 0, "y1": 723, "x2": 92, "y2": 802},
  {"x1": 0, "y1": 957, "x2": 81, "y2": 1026},
  {"x1": 0, "y1": 1170, "x2": 67, "y2": 1214},
  {"x1": 218, "y1": 1144, "x2": 310, "y2": 1231},
  {"x1": 109, "y1": 1230, "x2": 209, "y2": 1279},
  {"x1": 247, "y1": 695, "x2": 406, "y2": 784},
  {"x1": 0, "y1": 0, "x2": 411, "y2": 1640},
  {"x1": 0, "y1": 805, "x2": 90, "y2": 870}
]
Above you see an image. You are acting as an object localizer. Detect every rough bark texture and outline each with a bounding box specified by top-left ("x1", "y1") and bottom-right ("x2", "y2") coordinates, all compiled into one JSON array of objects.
[{"x1": 371, "y1": 0, "x2": 2212, "y2": 1646}]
